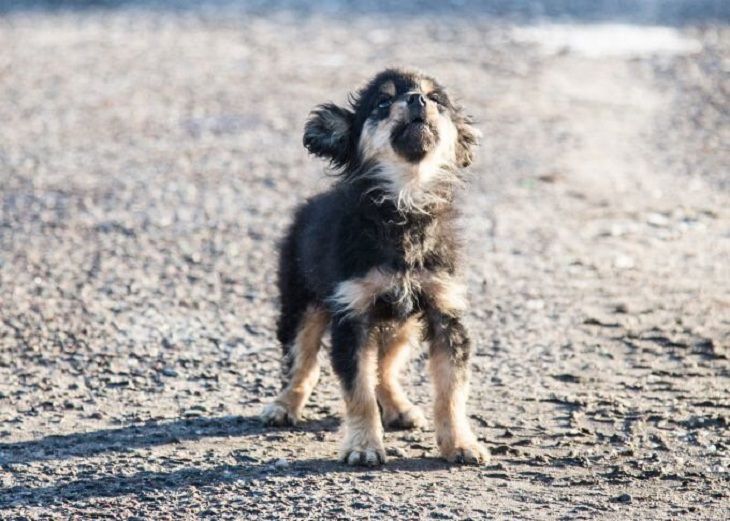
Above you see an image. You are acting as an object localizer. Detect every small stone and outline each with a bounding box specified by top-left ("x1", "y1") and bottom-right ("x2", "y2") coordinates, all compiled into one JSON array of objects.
[
  {"x1": 612, "y1": 493, "x2": 632, "y2": 504},
  {"x1": 525, "y1": 299, "x2": 544, "y2": 310},
  {"x1": 613, "y1": 254, "x2": 635, "y2": 269},
  {"x1": 646, "y1": 212, "x2": 670, "y2": 227},
  {"x1": 613, "y1": 302, "x2": 630, "y2": 313},
  {"x1": 387, "y1": 447, "x2": 407, "y2": 458},
  {"x1": 245, "y1": 324, "x2": 263, "y2": 336},
  {"x1": 274, "y1": 458, "x2": 289, "y2": 468}
]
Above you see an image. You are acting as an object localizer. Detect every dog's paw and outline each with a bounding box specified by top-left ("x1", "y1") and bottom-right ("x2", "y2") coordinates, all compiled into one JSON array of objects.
[
  {"x1": 259, "y1": 402, "x2": 297, "y2": 426},
  {"x1": 340, "y1": 445, "x2": 386, "y2": 467},
  {"x1": 442, "y1": 441, "x2": 490, "y2": 465},
  {"x1": 383, "y1": 406, "x2": 426, "y2": 431}
]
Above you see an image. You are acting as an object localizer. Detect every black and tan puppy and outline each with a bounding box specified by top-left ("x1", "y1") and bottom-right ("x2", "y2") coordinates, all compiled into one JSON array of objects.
[{"x1": 260, "y1": 68, "x2": 488, "y2": 466}]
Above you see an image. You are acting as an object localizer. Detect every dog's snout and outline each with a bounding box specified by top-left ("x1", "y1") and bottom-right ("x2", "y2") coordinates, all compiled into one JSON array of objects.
[
  {"x1": 407, "y1": 93, "x2": 426, "y2": 107},
  {"x1": 407, "y1": 93, "x2": 427, "y2": 121}
]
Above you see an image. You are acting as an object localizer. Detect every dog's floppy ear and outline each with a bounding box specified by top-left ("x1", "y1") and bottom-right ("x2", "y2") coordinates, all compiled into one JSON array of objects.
[
  {"x1": 455, "y1": 114, "x2": 481, "y2": 168},
  {"x1": 303, "y1": 103, "x2": 355, "y2": 169}
]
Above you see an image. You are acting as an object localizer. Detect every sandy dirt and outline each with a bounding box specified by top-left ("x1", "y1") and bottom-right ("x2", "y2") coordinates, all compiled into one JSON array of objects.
[{"x1": 0, "y1": 1, "x2": 728, "y2": 519}]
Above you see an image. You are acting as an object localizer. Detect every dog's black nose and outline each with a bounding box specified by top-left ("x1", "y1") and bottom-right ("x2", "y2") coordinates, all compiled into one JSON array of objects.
[
  {"x1": 407, "y1": 93, "x2": 426, "y2": 107},
  {"x1": 407, "y1": 93, "x2": 427, "y2": 122}
]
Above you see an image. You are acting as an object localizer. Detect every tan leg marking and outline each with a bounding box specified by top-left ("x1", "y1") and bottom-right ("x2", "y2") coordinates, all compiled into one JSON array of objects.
[
  {"x1": 260, "y1": 307, "x2": 329, "y2": 426},
  {"x1": 377, "y1": 317, "x2": 426, "y2": 430},
  {"x1": 430, "y1": 349, "x2": 489, "y2": 465},
  {"x1": 340, "y1": 337, "x2": 386, "y2": 466}
]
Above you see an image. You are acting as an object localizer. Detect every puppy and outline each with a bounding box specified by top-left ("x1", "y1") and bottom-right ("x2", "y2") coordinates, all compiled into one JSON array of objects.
[{"x1": 260, "y1": 68, "x2": 488, "y2": 466}]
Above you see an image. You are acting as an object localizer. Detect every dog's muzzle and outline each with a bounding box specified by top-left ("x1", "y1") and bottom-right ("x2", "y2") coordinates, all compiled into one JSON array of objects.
[{"x1": 407, "y1": 93, "x2": 427, "y2": 122}]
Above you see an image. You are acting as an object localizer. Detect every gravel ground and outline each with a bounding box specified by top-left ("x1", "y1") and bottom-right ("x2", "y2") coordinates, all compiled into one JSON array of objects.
[{"x1": 0, "y1": 1, "x2": 728, "y2": 519}]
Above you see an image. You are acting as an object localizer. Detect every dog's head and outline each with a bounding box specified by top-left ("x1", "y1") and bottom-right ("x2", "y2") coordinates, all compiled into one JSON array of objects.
[{"x1": 303, "y1": 69, "x2": 479, "y2": 202}]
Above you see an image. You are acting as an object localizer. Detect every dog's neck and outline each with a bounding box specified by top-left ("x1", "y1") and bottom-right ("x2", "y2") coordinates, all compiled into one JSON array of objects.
[{"x1": 360, "y1": 159, "x2": 461, "y2": 217}]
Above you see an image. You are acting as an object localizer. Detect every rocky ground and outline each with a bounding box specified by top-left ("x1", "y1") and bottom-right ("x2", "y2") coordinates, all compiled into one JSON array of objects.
[{"x1": 0, "y1": 1, "x2": 728, "y2": 519}]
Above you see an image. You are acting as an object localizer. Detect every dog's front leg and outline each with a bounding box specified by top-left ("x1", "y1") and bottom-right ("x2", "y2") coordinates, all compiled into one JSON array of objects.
[
  {"x1": 426, "y1": 310, "x2": 489, "y2": 465},
  {"x1": 330, "y1": 316, "x2": 386, "y2": 466}
]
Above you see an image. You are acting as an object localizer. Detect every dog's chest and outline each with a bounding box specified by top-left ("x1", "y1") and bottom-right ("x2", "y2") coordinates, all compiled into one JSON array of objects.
[
  {"x1": 331, "y1": 266, "x2": 465, "y2": 321},
  {"x1": 388, "y1": 217, "x2": 444, "y2": 270},
  {"x1": 375, "y1": 219, "x2": 458, "y2": 317},
  {"x1": 372, "y1": 270, "x2": 428, "y2": 319},
  {"x1": 330, "y1": 210, "x2": 462, "y2": 320}
]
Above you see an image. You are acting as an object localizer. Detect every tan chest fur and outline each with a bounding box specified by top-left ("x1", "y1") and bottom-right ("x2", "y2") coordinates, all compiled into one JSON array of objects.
[{"x1": 330, "y1": 268, "x2": 466, "y2": 318}]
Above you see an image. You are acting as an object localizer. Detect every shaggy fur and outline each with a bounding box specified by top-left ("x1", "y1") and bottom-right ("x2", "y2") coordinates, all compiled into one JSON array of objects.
[{"x1": 260, "y1": 68, "x2": 489, "y2": 466}]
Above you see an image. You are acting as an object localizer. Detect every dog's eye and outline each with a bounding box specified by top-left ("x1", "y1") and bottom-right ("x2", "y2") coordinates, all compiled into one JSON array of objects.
[
  {"x1": 376, "y1": 98, "x2": 392, "y2": 110},
  {"x1": 428, "y1": 93, "x2": 446, "y2": 106}
]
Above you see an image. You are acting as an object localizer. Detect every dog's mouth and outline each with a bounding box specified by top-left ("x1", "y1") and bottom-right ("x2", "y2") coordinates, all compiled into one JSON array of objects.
[
  {"x1": 391, "y1": 118, "x2": 438, "y2": 162},
  {"x1": 399, "y1": 116, "x2": 431, "y2": 133}
]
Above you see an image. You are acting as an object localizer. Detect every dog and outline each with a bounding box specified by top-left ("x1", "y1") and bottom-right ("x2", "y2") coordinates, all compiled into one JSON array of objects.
[{"x1": 260, "y1": 68, "x2": 488, "y2": 467}]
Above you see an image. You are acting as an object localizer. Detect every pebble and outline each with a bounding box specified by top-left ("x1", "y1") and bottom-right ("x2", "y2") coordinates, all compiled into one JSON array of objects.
[
  {"x1": 646, "y1": 213, "x2": 670, "y2": 227},
  {"x1": 613, "y1": 254, "x2": 635, "y2": 269},
  {"x1": 525, "y1": 299, "x2": 545, "y2": 310},
  {"x1": 386, "y1": 447, "x2": 407, "y2": 458},
  {"x1": 612, "y1": 493, "x2": 632, "y2": 504},
  {"x1": 274, "y1": 458, "x2": 289, "y2": 469}
]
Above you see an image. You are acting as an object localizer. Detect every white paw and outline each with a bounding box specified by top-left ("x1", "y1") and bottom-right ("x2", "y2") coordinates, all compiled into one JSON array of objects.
[
  {"x1": 259, "y1": 402, "x2": 297, "y2": 426},
  {"x1": 341, "y1": 446, "x2": 386, "y2": 467},
  {"x1": 383, "y1": 406, "x2": 427, "y2": 430},
  {"x1": 441, "y1": 441, "x2": 490, "y2": 465}
]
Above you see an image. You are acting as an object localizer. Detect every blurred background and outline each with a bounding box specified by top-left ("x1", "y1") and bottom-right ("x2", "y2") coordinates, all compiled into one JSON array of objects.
[{"x1": 0, "y1": 1, "x2": 728, "y2": 519}]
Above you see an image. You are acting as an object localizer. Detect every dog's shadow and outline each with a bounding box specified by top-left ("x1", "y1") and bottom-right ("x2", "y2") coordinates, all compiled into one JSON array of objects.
[
  {"x1": 0, "y1": 415, "x2": 454, "y2": 508},
  {"x1": 0, "y1": 414, "x2": 337, "y2": 465},
  {"x1": 1, "y1": 456, "x2": 451, "y2": 509}
]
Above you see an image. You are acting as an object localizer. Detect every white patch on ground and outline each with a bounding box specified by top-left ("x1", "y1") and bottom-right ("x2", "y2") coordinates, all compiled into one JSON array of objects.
[{"x1": 513, "y1": 24, "x2": 702, "y2": 58}]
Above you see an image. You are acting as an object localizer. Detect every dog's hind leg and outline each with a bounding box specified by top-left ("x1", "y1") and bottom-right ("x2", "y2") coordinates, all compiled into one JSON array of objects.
[
  {"x1": 261, "y1": 230, "x2": 329, "y2": 426},
  {"x1": 260, "y1": 305, "x2": 329, "y2": 426},
  {"x1": 376, "y1": 317, "x2": 426, "y2": 430},
  {"x1": 331, "y1": 316, "x2": 385, "y2": 466}
]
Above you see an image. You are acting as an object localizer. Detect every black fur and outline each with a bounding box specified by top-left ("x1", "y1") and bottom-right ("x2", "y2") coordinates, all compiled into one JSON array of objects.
[
  {"x1": 302, "y1": 103, "x2": 354, "y2": 169},
  {"x1": 278, "y1": 68, "x2": 478, "y2": 393},
  {"x1": 391, "y1": 119, "x2": 439, "y2": 163}
]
